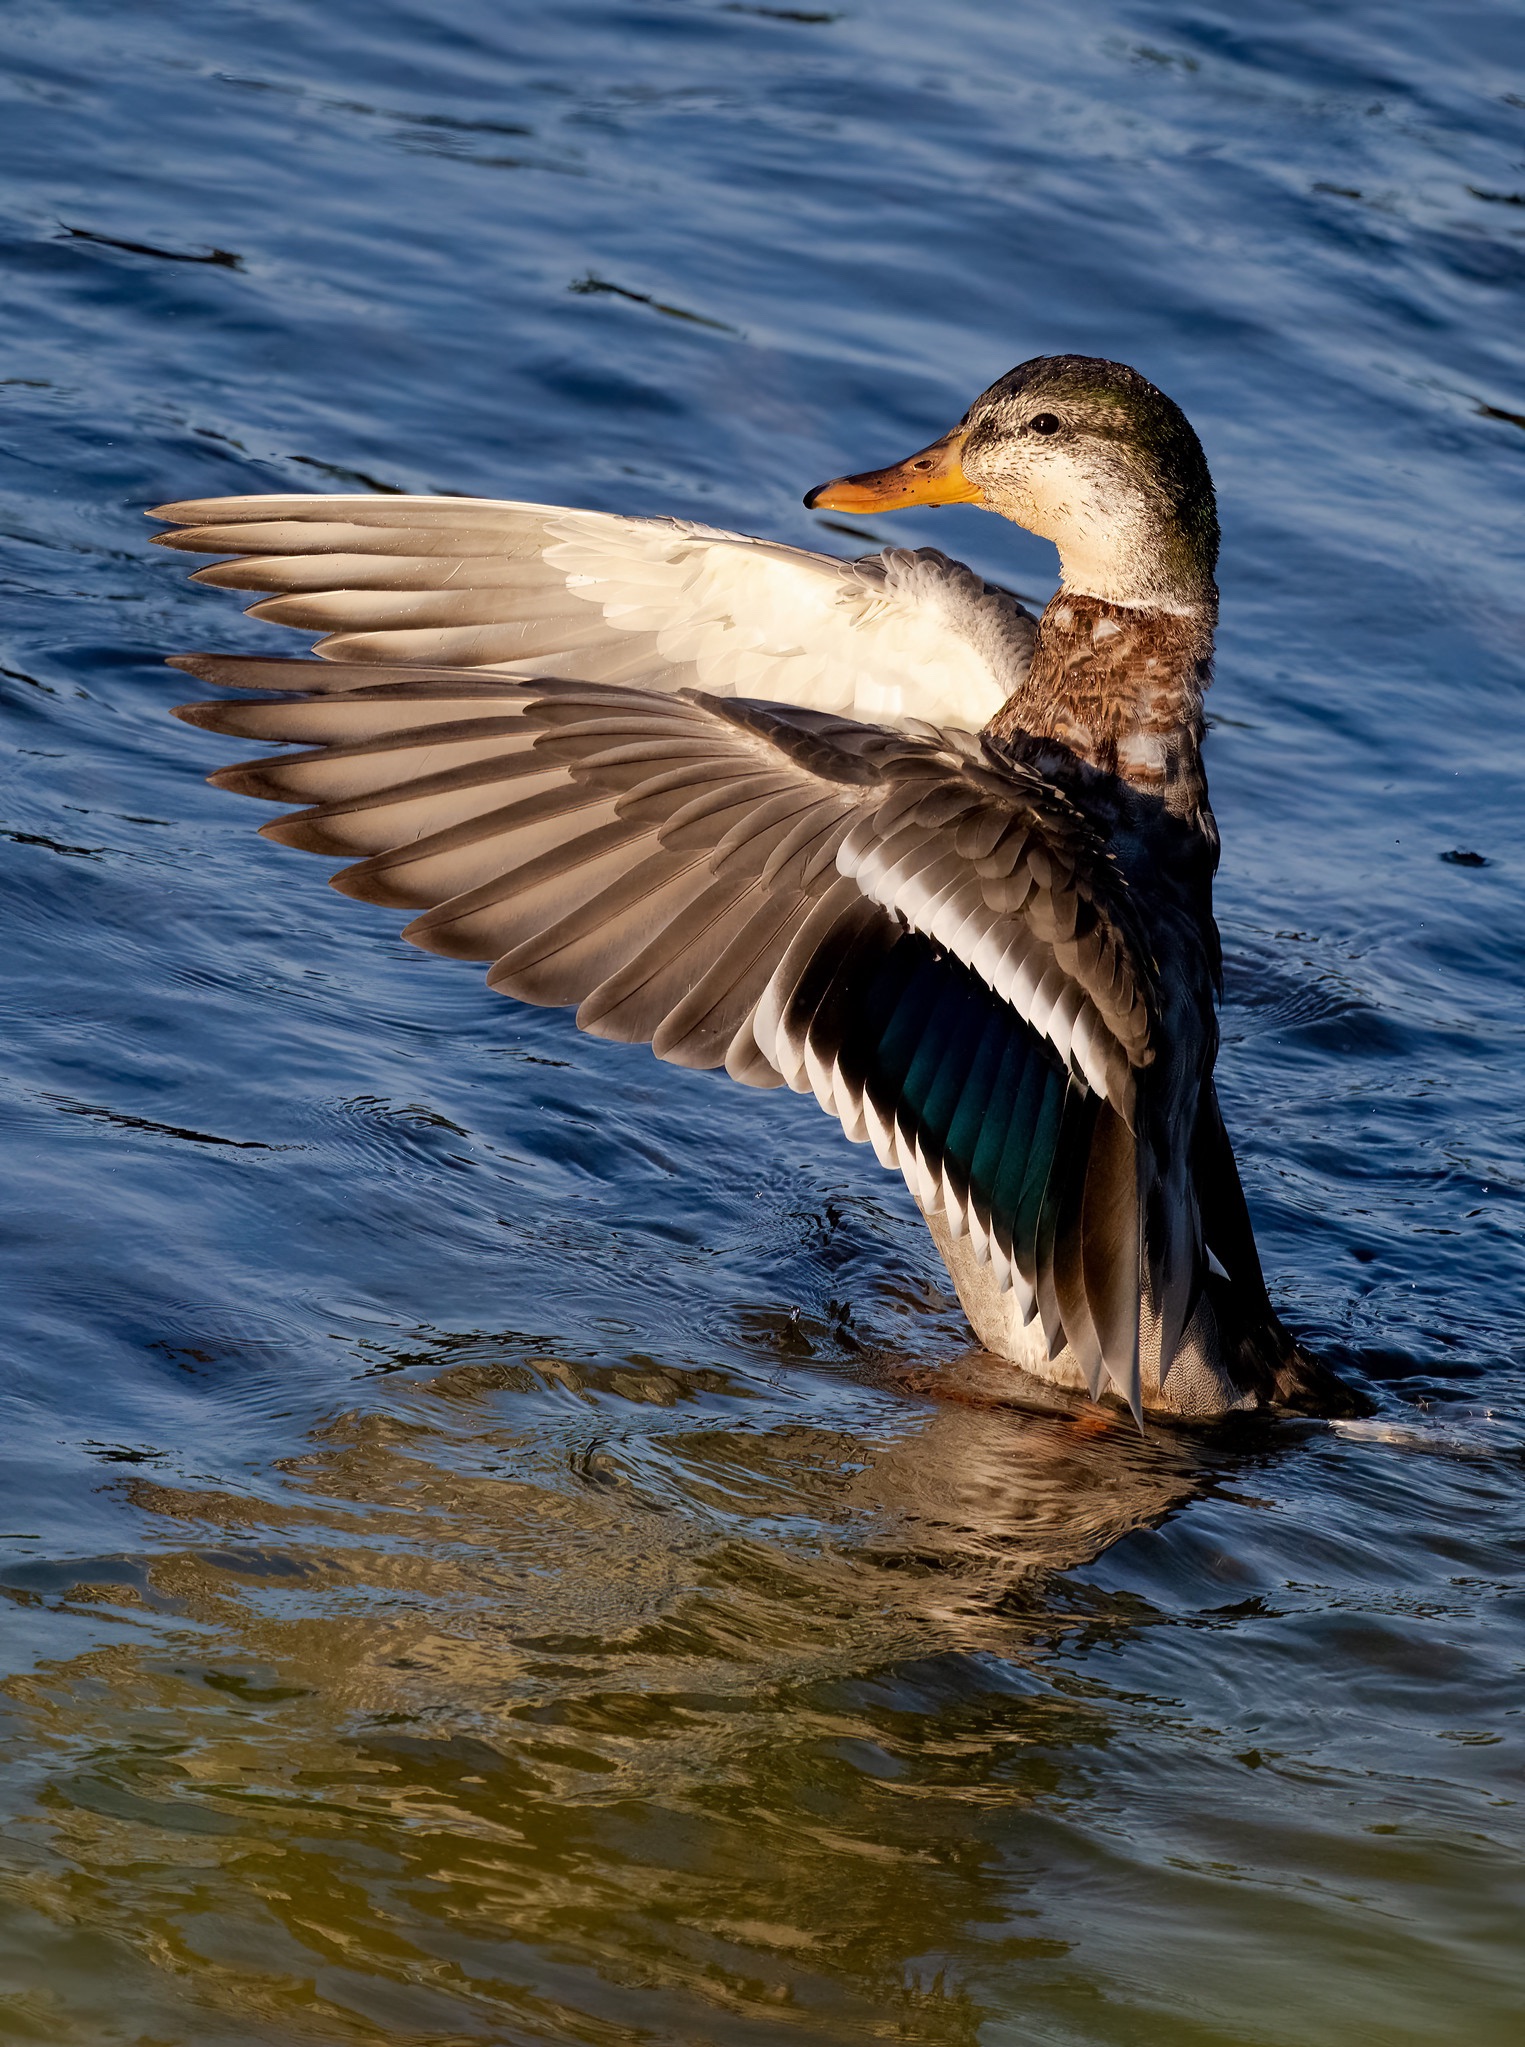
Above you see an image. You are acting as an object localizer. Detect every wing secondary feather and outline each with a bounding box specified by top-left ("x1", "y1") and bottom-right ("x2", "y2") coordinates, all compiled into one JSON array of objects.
[{"x1": 171, "y1": 655, "x2": 1173, "y2": 1409}]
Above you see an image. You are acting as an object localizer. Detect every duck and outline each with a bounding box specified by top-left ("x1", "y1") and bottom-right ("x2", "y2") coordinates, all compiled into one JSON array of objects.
[{"x1": 152, "y1": 354, "x2": 1362, "y2": 1423}]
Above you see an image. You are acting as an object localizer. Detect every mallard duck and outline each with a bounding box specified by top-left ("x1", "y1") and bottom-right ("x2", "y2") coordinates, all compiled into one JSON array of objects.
[{"x1": 153, "y1": 355, "x2": 1360, "y2": 1422}]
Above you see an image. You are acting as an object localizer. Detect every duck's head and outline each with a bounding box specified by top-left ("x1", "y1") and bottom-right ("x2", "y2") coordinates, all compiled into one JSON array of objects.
[{"x1": 806, "y1": 355, "x2": 1218, "y2": 613}]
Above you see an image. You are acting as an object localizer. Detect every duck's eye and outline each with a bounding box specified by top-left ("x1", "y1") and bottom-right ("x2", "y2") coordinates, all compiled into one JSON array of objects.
[{"x1": 1027, "y1": 413, "x2": 1061, "y2": 436}]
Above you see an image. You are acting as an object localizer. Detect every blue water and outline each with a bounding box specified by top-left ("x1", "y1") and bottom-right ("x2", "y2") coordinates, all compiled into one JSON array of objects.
[{"x1": 2, "y1": 2, "x2": 1524, "y2": 2040}]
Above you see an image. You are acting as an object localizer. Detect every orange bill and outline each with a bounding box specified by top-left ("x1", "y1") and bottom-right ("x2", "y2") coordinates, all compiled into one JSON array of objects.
[{"x1": 804, "y1": 427, "x2": 982, "y2": 513}]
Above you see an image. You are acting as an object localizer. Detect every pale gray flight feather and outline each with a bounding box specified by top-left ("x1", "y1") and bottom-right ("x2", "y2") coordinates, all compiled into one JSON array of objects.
[
  {"x1": 152, "y1": 492, "x2": 1038, "y2": 731},
  {"x1": 165, "y1": 646, "x2": 1170, "y2": 1414}
]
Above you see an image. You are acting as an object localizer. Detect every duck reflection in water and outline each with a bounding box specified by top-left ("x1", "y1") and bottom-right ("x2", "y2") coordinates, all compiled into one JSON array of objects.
[
  {"x1": 117, "y1": 1334, "x2": 1219, "y2": 1699},
  {"x1": 154, "y1": 356, "x2": 1368, "y2": 1425},
  {"x1": 9, "y1": 1336, "x2": 1239, "y2": 2035}
]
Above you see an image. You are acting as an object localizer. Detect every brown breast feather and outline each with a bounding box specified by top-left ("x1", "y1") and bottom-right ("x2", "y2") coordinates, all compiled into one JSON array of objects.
[{"x1": 983, "y1": 593, "x2": 1214, "y2": 826}]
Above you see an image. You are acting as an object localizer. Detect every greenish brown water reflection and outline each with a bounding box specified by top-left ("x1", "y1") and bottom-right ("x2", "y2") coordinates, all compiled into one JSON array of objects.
[
  {"x1": 0, "y1": 1357, "x2": 1203, "y2": 2043},
  {"x1": 4, "y1": 1352, "x2": 1522, "y2": 2044}
]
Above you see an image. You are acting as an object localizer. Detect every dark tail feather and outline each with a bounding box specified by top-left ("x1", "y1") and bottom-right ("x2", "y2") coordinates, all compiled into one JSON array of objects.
[{"x1": 1196, "y1": 1087, "x2": 1372, "y2": 1419}]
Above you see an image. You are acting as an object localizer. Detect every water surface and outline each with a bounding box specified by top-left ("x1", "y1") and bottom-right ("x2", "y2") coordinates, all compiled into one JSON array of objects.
[{"x1": 1, "y1": 2, "x2": 1524, "y2": 2040}]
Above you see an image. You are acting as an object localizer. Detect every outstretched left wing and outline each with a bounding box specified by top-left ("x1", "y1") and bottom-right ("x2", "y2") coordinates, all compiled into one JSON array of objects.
[{"x1": 171, "y1": 655, "x2": 1163, "y2": 1410}]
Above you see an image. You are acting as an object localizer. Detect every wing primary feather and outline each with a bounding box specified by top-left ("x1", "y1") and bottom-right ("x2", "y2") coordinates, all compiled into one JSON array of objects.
[
  {"x1": 330, "y1": 776, "x2": 608, "y2": 908},
  {"x1": 651, "y1": 887, "x2": 813, "y2": 1068},
  {"x1": 724, "y1": 1020, "x2": 785, "y2": 1089},
  {"x1": 574, "y1": 870, "x2": 762, "y2": 1044},
  {"x1": 752, "y1": 877, "x2": 872, "y2": 1081}
]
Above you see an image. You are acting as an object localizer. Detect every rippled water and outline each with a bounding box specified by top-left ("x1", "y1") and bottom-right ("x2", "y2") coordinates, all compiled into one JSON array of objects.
[{"x1": 2, "y1": 2, "x2": 1524, "y2": 2040}]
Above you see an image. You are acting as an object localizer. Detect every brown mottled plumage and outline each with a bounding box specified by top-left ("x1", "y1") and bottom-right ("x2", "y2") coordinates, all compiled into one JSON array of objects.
[
  {"x1": 985, "y1": 593, "x2": 1215, "y2": 830},
  {"x1": 150, "y1": 354, "x2": 1365, "y2": 1423}
]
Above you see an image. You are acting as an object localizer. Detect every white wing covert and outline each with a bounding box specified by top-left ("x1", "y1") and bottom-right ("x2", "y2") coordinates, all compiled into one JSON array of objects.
[{"x1": 151, "y1": 493, "x2": 1036, "y2": 732}]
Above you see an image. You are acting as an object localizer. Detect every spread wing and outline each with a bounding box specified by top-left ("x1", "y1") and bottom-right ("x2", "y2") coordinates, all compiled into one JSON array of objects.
[
  {"x1": 150, "y1": 494, "x2": 1036, "y2": 731},
  {"x1": 171, "y1": 655, "x2": 1164, "y2": 1412}
]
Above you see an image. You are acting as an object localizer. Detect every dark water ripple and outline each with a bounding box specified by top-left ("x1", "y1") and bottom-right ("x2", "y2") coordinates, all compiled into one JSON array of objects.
[{"x1": 1, "y1": 1, "x2": 1523, "y2": 2040}]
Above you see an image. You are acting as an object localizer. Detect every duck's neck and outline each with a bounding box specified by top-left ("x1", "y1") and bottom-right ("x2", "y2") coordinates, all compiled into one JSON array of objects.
[{"x1": 984, "y1": 588, "x2": 1217, "y2": 826}]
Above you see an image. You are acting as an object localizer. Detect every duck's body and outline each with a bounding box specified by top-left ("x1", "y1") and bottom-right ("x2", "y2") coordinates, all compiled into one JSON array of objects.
[{"x1": 153, "y1": 356, "x2": 1360, "y2": 1421}]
